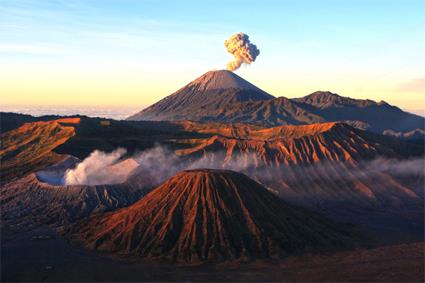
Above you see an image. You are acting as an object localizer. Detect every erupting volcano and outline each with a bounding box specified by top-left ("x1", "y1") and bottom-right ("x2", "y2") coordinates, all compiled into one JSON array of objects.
[
  {"x1": 128, "y1": 71, "x2": 424, "y2": 136},
  {"x1": 127, "y1": 70, "x2": 274, "y2": 121}
]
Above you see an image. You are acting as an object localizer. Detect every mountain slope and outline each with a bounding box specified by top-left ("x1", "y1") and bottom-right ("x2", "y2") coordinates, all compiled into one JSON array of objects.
[
  {"x1": 293, "y1": 91, "x2": 425, "y2": 133},
  {"x1": 3, "y1": 117, "x2": 423, "y2": 242},
  {"x1": 177, "y1": 122, "x2": 420, "y2": 164},
  {"x1": 0, "y1": 118, "x2": 79, "y2": 185},
  {"x1": 127, "y1": 71, "x2": 424, "y2": 135},
  {"x1": 1, "y1": 171, "x2": 148, "y2": 229},
  {"x1": 186, "y1": 97, "x2": 326, "y2": 126},
  {"x1": 0, "y1": 112, "x2": 62, "y2": 134},
  {"x1": 292, "y1": 91, "x2": 379, "y2": 108},
  {"x1": 127, "y1": 70, "x2": 274, "y2": 121},
  {"x1": 67, "y1": 169, "x2": 358, "y2": 262},
  {"x1": 176, "y1": 122, "x2": 424, "y2": 208},
  {"x1": 3, "y1": 117, "x2": 422, "y2": 211}
]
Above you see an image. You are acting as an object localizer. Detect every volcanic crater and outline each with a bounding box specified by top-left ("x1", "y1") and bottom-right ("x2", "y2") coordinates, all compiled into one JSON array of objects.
[{"x1": 1, "y1": 155, "x2": 150, "y2": 228}]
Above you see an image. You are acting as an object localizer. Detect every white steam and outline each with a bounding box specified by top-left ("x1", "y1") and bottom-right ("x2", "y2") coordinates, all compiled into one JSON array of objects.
[
  {"x1": 59, "y1": 145, "x2": 424, "y2": 209},
  {"x1": 63, "y1": 148, "x2": 134, "y2": 185},
  {"x1": 224, "y1": 32, "x2": 260, "y2": 71},
  {"x1": 132, "y1": 146, "x2": 183, "y2": 187},
  {"x1": 60, "y1": 145, "x2": 259, "y2": 186}
]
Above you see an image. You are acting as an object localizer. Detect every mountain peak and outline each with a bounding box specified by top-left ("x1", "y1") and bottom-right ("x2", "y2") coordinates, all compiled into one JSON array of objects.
[
  {"x1": 68, "y1": 169, "x2": 357, "y2": 262},
  {"x1": 301, "y1": 91, "x2": 342, "y2": 103},
  {"x1": 188, "y1": 69, "x2": 264, "y2": 92},
  {"x1": 127, "y1": 70, "x2": 273, "y2": 121},
  {"x1": 295, "y1": 91, "x2": 377, "y2": 108}
]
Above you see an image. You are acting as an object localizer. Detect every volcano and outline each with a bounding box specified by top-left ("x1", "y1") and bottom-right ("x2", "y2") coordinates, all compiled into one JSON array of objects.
[
  {"x1": 0, "y1": 155, "x2": 152, "y2": 228},
  {"x1": 2, "y1": 116, "x2": 423, "y2": 243},
  {"x1": 67, "y1": 169, "x2": 358, "y2": 263},
  {"x1": 127, "y1": 72, "x2": 424, "y2": 136},
  {"x1": 127, "y1": 70, "x2": 274, "y2": 121}
]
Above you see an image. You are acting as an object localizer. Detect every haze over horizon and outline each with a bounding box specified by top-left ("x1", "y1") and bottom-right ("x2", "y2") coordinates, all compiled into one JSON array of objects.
[{"x1": 1, "y1": 0, "x2": 424, "y2": 115}]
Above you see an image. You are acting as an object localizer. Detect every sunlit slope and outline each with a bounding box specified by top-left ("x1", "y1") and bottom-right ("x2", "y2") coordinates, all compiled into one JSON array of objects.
[
  {"x1": 67, "y1": 169, "x2": 358, "y2": 262},
  {"x1": 0, "y1": 118, "x2": 79, "y2": 184}
]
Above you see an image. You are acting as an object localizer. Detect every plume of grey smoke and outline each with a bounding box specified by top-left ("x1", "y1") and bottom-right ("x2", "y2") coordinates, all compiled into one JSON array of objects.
[
  {"x1": 127, "y1": 146, "x2": 259, "y2": 188},
  {"x1": 131, "y1": 145, "x2": 186, "y2": 187},
  {"x1": 187, "y1": 151, "x2": 259, "y2": 171},
  {"x1": 224, "y1": 32, "x2": 260, "y2": 71},
  {"x1": 63, "y1": 148, "x2": 131, "y2": 185}
]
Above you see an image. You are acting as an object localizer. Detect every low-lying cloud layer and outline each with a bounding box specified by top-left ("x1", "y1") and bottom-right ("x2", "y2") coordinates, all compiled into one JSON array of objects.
[{"x1": 61, "y1": 144, "x2": 424, "y2": 205}]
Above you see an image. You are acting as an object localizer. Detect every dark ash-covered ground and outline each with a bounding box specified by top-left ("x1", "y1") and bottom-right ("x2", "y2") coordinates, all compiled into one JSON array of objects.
[{"x1": 1, "y1": 228, "x2": 423, "y2": 282}]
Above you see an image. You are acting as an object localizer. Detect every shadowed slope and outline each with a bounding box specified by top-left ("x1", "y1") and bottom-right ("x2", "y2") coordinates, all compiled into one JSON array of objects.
[
  {"x1": 68, "y1": 169, "x2": 358, "y2": 263},
  {"x1": 1, "y1": 161, "x2": 150, "y2": 229},
  {"x1": 293, "y1": 91, "x2": 379, "y2": 108},
  {"x1": 0, "y1": 112, "x2": 63, "y2": 134},
  {"x1": 293, "y1": 91, "x2": 425, "y2": 133},
  {"x1": 2, "y1": 117, "x2": 422, "y2": 211},
  {"x1": 190, "y1": 96, "x2": 326, "y2": 126},
  {"x1": 127, "y1": 71, "x2": 424, "y2": 135},
  {"x1": 127, "y1": 70, "x2": 274, "y2": 121},
  {"x1": 173, "y1": 123, "x2": 424, "y2": 210}
]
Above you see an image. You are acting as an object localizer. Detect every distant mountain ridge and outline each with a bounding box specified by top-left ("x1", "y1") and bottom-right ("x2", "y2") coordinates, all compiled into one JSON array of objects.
[
  {"x1": 292, "y1": 91, "x2": 382, "y2": 108},
  {"x1": 292, "y1": 91, "x2": 424, "y2": 133},
  {"x1": 128, "y1": 70, "x2": 424, "y2": 135},
  {"x1": 0, "y1": 112, "x2": 62, "y2": 134}
]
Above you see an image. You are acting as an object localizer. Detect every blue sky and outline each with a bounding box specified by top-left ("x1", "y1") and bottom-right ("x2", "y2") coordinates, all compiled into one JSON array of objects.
[{"x1": 0, "y1": 0, "x2": 424, "y2": 113}]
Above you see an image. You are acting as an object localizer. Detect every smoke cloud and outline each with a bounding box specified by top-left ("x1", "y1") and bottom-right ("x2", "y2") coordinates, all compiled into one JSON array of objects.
[
  {"x1": 131, "y1": 146, "x2": 184, "y2": 187},
  {"x1": 224, "y1": 32, "x2": 260, "y2": 71},
  {"x1": 60, "y1": 145, "x2": 424, "y2": 208},
  {"x1": 60, "y1": 146, "x2": 259, "y2": 186},
  {"x1": 63, "y1": 148, "x2": 135, "y2": 185}
]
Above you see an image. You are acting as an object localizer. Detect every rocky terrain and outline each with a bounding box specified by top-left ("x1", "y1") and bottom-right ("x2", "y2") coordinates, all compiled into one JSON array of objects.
[
  {"x1": 128, "y1": 70, "x2": 424, "y2": 136},
  {"x1": 1, "y1": 165, "x2": 150, "y2": 229},
  {"x1": 0, "y1": 70, "x2": 423, "y2": 281},
  {"x1": 1, "y1": 116, "x2": 423, "y2": 231},
  {"x1": 67, "y1": 169, "x2": 359, "y2": 262}
]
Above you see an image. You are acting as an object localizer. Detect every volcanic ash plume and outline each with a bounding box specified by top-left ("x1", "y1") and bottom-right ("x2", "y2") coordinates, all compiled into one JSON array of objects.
[{"x1": 224, "y1": 32, "x2": 260, "y2": 71}]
